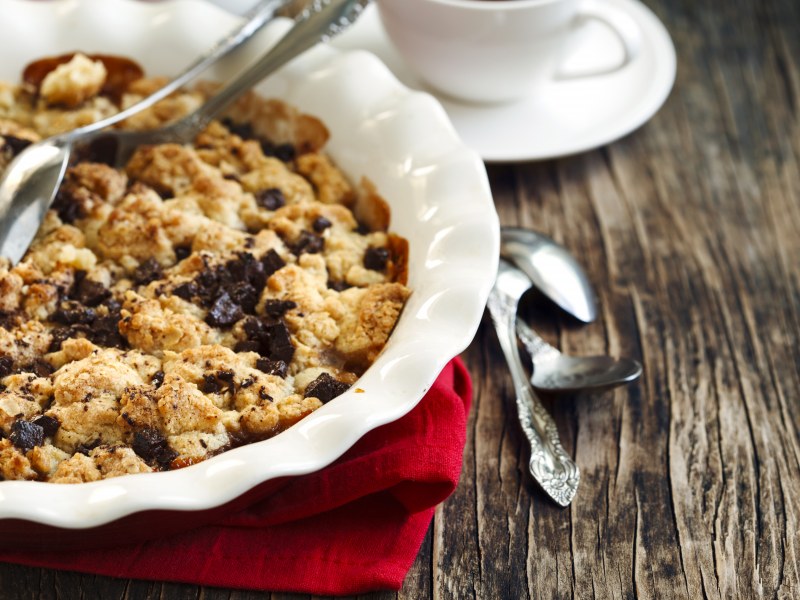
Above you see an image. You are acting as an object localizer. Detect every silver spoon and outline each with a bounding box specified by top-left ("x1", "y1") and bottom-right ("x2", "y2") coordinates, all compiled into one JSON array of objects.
[
  {"x1": 0, "y1": 0, "x2": 369, "y2": 264},
  {"x1": 487, "y1": 258, "x2": 579, "y2": 506},
  {"x1": 516, "y1": 319, "x2": 642, "y2": 393},
  {"x1": 500, "y1": 226, "x2": 597, "y2": 323},
  {"x1": 501, "y1": 227, "x2": 642, "y2": 392}
]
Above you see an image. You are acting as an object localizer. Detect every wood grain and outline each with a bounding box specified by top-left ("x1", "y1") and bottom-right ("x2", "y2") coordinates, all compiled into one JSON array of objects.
[{"x1": 1, "y1": 0, "x2": 799, "y2": 597}]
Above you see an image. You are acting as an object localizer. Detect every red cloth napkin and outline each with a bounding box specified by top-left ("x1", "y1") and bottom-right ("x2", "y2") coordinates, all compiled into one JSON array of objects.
[{"x1": 0, "y1": 358, "x2": 472, "y2": 595}]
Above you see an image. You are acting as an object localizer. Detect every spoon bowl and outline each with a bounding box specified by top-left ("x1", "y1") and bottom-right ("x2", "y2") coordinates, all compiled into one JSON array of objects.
[
  {"x1": 0, "y1": 140, "x2": 68, "y2": 262},
  {"x1": 501, "y1": 226, "x2": 597, "y2": 323},
  {"x1": 532, "y1": 355, "x2": 643, "y2": 393},
  {"x1": 516, "y1": 318, "x2": 642, "y2": 394}
]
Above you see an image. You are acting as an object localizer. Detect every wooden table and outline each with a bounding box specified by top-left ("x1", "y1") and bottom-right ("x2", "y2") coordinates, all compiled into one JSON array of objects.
[{"x1": 2, "y1": 0, "x2": 799, "y2": 597}]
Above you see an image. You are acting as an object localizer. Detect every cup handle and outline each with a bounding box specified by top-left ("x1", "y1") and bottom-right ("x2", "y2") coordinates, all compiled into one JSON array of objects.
[{"x1": 554, "y1": 0, "x2": 642, "y2": 80}]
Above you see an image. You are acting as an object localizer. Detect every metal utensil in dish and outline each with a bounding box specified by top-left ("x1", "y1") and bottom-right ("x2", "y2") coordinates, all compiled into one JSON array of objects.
[{"x1": 0, "y1": 0, "x2": 370, "y2": 264}]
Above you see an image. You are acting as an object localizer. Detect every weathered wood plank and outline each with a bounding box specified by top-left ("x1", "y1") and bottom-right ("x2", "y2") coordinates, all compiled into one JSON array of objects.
[{"x1": 1, "y1": 0, "x2": 799, "y2": 598}]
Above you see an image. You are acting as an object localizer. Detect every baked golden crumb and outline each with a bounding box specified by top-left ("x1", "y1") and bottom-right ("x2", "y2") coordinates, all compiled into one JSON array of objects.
[{"x1": 0, "y1": 53, "x2": 410, "y2": 483}]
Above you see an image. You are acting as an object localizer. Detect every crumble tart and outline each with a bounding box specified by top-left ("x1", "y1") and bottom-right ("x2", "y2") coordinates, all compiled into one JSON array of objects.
[{"x1": 0, "y1": 53, "x2": 410, "y2": 483}]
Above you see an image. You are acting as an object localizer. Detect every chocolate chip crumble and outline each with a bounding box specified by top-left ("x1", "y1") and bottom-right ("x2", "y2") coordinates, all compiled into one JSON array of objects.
[{"x1": 0, "y1": 52, "x2": 411, "y2": 484}]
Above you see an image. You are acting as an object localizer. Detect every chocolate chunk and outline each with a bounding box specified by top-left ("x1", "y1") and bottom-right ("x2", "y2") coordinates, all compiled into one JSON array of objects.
[
  {"x1": 290, "y1": 231, "x2": 324, "y2": 256},
  {"x1": 1, "y1": 135, "x2": 32, "y2": 157},
  {"x1": 157, "y1": 446, "x2": 179, "y2": 469},
  {"x1": 10, "y1": 420, "x2": 44, "y2": 451},
  {"x1": 89, "y1": 313, "x2": 127, "y2": 349},
  {"x1": 226, "y1": 253, "x2": 249, "y2": 281},
  {"x1": 259, "y1": 139, "x2": 296, "y2": 162},
  {"x1": 256, "y1": 358, "x2": 288, "y2": 378},
  {"x1": 71, "y1": 277, "x2": 110, "y2": 307},
  {"x1": 261, "y1": 249, "x2": 285, "y2": 278},
  {"x1": 222, "y1": 117, "x2": 255, "y2": 140},
  {"x1": 52, "y1": 302, "x2": 96, "y2": 326},
  {"x1": 234, "y1": 340, "x2": 261, "y2": 353},
  {"x1": 132, "y1": 428, "x2": 177, "y2": 469},
  {"x1": 80, "y1": 134, "x2": 119, "y2": 166},
  {"x1": 201, "y1": 371, "x2": 235, "y2": 395},
  {"x1": 312, "y1": 216, "x2": 332, "y2": 233},
  {"x1": 172, "y1": 281, "x2": 197, "y2": 301},
  {"x1": 303, "y1": 372, "x2": 350, "y2": 404},
  {"x1": 243, "y1": 316, "x2": 267, "y2": 341},
  {"x1": 152, "y1": 185, "x2": 174, "y2": 200},
  {"x1": 228, "y1": 253, "x2": 267, "y2": 290},
  {"x1": 263, "y1": 299, "x2": 297, "y2": 318},
  {"x1": 68, "y1": 269, "x2": 111, "y2": 306},
  {"x1": 174, "y1": 245, "x2": 191, "y2": 262},
  {"x1": 201, "y1": 374, "x2": 221, "y2": 394},
  {"x1": 364, "y1": 246, "x2": 390, "y2": 271},
  {"x1": 356, "y1": 222, "x2": 371, "y2": 235},
  {"x1": 194, "y1": 270, "x2": 220, "y2": 307},
  {"x1": 48, "y1": 327, "x2": 72, "y2": 352},
  {"x1": 255, "y1": 187, "x2": 286, "y2": 211},
  {"x1": 151, "y1": 371, "x2": 165, "y2": 389},
  {"x1": 206, "y1": 292, "x2": 244, "y2": 327},
  {"x1": 327, "y1": 279, "x2": 351, "y2": 292},
  {"x1": 264, "y1": 320, "x2": 294, "y2": 363},
  {"x1": 230, "y1": 282, "x2": 259, "y2": 314},
  {"x1": 272, "y1": 143, "x2": 296, "y2": 162},
  {"x1": 27, "y1": 359, "x2": 54, "y2": 378},
  {"x1": 240, "y1": 316, "x2": 295, "y2": 363},
  {"x1": 75, "y1": 279, "x2": 110, "y2": 306},
  {"x1": 75, "y1": 439, "x2": 102, "y2": 456},
  {"x1": 217, "y1": 370, "x2": 235, "y2": 392},
  {"x1": 0, "y1": 356, "x2": 13, "y2": 378},
  {"x1": 133, "y1": 258, "x2": 163, "y2": 286},
  {"x1": 0, "y1": 311, "x2": 19, "y2": 331},
  {"x1": 197, "y1": 269, "x2": 218, "y2": 289},
  {"x1": 52, "y1": 187, "x2": 84, "y2": 224},
  {"x1": 104, "y1": 297, "x2": 122, "y2": 313},
  {"x1": 244, "y1": 256, "x2": 268, "y2": 289},
  {"x1": 70, "y1": 269, "x2": 88, "y2": 290},
  {"x1": 32, "y1": 415, "x2": 60, "y2": 438}
]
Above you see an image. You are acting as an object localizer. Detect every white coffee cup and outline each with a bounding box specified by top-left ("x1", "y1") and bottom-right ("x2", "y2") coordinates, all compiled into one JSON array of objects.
[{"x1": 376, "y1": 0, "x2": 643, "y2": 104}]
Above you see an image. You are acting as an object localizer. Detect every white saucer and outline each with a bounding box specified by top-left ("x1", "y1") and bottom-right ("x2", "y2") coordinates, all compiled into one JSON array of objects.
[{"x1": 331, "y1": 0, "x2": 677, "y2": 163}]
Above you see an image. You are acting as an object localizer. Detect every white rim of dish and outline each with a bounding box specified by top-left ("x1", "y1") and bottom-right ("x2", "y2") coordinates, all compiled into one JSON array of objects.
[{"x1": 0, "y1": 0, "x2": 499, "y2": 529}]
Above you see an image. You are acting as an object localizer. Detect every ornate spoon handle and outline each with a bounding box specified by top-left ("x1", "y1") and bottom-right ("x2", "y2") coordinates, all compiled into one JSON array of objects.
[
  {"x1": 487, "y1": 285, "x2": 579, "y2": 507},
  {"x1": 516, "y1": 319, "x2": 562, "y2": 366}
]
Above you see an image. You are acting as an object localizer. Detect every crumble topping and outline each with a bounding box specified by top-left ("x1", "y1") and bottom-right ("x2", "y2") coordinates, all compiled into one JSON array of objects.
[
  {"x1": 0, "y1": 53, "x2": 410, "y2": 483},
  {"x1": 40, "y1": 53, "x2": 107, "y2": 108}
]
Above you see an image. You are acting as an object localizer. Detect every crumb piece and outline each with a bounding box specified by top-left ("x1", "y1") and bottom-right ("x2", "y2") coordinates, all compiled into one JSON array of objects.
[
  {"x1": 0, "y1": 438, "x2": 38, "y2": 480},
  {"x1": 296, "y1": 153, "x2": 355, "y2": 205},
  {"x1": 335, "y1": 283, "x2": 410, "y2": 366},
  {"x1": 40, "y1": 53, "x2": 107, "y2": 108},
  {"x1": 29, "y1": 444, "x2": 70, "y2": 478},
  {"x1": 50, "y1": 452, "x2": 101, "y2": 483},
  {"x1": 91, "y1": 445, "x2": 153, "y2": 478}
]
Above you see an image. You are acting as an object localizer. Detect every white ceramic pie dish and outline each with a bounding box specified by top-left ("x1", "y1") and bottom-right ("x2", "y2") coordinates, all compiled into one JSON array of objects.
[{"x1": 0, "y1": 0, "x2": 498, "y2": 539}]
